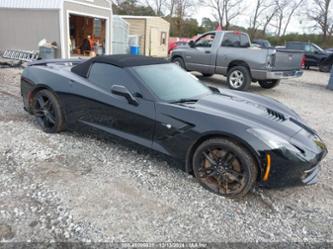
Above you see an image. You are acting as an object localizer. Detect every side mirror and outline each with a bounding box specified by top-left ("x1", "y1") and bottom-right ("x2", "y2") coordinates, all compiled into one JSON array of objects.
[
  {"x1": 189, "y1": 40, "x2": 195, "y2": 48},
  {"x1": 111, "y1": 85, "x2": 139, "y2": 106}
]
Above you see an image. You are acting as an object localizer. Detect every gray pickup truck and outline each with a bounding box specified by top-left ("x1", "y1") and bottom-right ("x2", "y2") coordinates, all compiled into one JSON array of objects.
[{"x1": 171, "y1": 31, "x2": 304, "y2": 91}]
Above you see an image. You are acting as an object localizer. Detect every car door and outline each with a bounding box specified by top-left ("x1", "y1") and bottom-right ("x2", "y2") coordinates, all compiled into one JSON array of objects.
[
  {"x1": 304, "y1": 44, "x2": 318, "y2": 66},
  {"x1": 184, "y1": 33, "x2": 216, "y2": 74},
  {"x1": 65, "y1": 63, "x2": 156, "y2": 148}
]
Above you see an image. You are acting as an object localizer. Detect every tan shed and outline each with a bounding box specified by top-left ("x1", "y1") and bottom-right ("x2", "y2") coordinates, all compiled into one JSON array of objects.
[{"x1": 120, "y1": 16, "x2": 170, "y2": 57}]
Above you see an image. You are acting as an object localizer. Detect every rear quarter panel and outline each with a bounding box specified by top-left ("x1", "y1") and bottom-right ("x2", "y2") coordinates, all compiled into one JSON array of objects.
[
  {"x1": 21, "y1": 65, "x2": 77, "y2": 113},
  {"x1": 215, "y1": 47, "x2": 269, "y2": 75}
]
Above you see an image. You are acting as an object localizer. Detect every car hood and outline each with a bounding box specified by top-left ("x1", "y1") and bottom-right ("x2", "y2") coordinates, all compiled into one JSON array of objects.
[{"x1": 189, "y1": 90, "x2": 307, "y2": 138}]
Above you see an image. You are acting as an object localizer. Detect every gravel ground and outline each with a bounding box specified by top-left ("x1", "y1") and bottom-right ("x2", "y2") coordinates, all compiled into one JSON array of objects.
[{"x1": 0, "y1": 67, "x2": 332, "y2": 244}]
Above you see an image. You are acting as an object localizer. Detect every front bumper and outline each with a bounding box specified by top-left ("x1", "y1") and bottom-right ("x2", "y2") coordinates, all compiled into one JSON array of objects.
[
  {"x1": 260, "y1": 141, "x2": 328, "y2": 189},
  {"x1": 301, "y1": 165, "x2": 320, "y2": 185}
]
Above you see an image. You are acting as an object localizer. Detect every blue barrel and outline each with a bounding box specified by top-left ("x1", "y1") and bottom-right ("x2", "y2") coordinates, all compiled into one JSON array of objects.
[{"x1": 130, "y1": 45, "x2": 140, "y2": 55}]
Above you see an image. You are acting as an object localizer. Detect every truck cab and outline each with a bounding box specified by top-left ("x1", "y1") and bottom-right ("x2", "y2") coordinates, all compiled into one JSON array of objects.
[{"x1": 171, "y1": 31, "x2": 304, "y2": 91}]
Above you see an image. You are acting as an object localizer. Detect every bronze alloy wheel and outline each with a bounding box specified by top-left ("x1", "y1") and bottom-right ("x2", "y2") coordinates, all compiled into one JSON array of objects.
[{"x1": 193, "y1": 138, "x2": 257, "y2": 198}]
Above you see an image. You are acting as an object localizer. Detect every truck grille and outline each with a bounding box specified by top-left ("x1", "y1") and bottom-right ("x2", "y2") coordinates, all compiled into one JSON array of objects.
[{"x1": 267, "y1": 108, "x2": 286, "y2": 121}]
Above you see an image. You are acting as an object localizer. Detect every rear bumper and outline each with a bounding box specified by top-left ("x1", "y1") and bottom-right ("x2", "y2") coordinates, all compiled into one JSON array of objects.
[
  {"x1": 252, "y1": 70, "x2": 303, "y2": 80},
  {"x1": 266, "y1": 70, "x2": 303, "y2": 79}
]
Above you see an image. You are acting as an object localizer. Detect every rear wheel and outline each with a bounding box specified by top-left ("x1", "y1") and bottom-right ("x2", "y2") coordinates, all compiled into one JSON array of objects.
[
  {"x1": 258, "y1": 80, "x2": 280, "y2": 89},
  {"x1": 192, "y1": 138, "x2": 257, "y2": 198},
  {"x1": 32, "y1": 90, "x2": 64, "y2": 133},
  {"x1": 172, "y1": 57, "x2": 186, "y2": 70},
  {"x1": 227, "y1": 66, "x2": 251, "y2": 91}
]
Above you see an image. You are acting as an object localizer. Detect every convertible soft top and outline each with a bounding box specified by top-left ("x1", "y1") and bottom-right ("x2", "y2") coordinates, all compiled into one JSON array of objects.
[{"x1": 71, "y1": 55, "x2": 169, "y2": 78}]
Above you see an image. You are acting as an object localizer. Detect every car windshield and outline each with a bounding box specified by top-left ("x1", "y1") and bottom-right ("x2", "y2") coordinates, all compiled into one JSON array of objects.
[
  {"x1": 313, "y1": 44, "x2": 325, "y2": 53},
  {"x1": 133, "y1": 63, "x2": 211, "y2": 102}
]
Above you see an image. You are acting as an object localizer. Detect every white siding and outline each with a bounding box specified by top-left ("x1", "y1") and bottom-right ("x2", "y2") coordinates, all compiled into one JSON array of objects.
[
  {"x1": 0, "y1": 0, "x2": 63, "y2": 9},
  {"x1": 112, "y1": 16, "x2": 129, "y2": 54}
]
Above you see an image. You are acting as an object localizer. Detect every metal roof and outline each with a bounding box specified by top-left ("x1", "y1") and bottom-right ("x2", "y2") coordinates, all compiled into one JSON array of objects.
[{"x1": 0, "y1": 0, "x2": 64, "y2": 9}]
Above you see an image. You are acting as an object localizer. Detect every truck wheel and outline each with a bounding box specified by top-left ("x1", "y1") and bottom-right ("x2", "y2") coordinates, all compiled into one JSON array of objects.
[
  {"x1": 319, "y1": 64, "x2": 331, "y2": 73},
  {"x1": 172, "y1": 57, "x2": 186, "y2": 70},
  {"x1": 227, "y1": 66, "x2": 251, "y2": 91},
  {"x1": 258, "y1": 80, "x2": 280, "y2": 89}
]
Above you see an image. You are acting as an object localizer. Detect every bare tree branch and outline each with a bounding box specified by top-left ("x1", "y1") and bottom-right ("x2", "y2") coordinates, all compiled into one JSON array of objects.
[
  {"x1": 204, "y1": 0, "x2": 244, "y2": 29},
  {"x1": 307, "y1": 0, "x2": 332, "y2": 38}
]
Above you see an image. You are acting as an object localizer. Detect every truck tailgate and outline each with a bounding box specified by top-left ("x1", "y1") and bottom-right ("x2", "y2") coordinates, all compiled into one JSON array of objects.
[{"x1": 272, "y1": 49, "x2": 304, "y2": 71}]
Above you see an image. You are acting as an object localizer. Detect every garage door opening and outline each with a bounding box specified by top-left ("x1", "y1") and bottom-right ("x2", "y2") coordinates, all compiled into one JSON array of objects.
[{"x1": 69, "y1": 14, "x2": 106, "y2": 57}]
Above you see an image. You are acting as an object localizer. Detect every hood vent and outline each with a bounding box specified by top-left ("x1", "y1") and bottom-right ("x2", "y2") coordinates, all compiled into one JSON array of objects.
[{"x1": 266, "y1": 108, "x2": 286, "y2": 122}]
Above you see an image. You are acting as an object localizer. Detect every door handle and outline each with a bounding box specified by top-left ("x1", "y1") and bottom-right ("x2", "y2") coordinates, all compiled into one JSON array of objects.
[{"x1": 205, "y1": 51, "x2": 211, "y2": 54}]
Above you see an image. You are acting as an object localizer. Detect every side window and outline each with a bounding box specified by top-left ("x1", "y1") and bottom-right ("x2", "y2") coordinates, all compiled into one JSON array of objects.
[
  {"x1": 221, "y1": 33, "x2": 241, "y2": 47},
  {"x1": 88, "y1": 63, "x2": 139, "y2": 93},
  {"x1": 311, "y1": 45, "x2": 320, "y2": 53},
  {"x1": 195, "y1": 33, "x2": 215, "y2": 48},
  {"x1": 240, "y1": 34, "x2": 250, "y2": 48},
  {"x1": 305, "y1": 45, "x2": 312, "y2": 52}
]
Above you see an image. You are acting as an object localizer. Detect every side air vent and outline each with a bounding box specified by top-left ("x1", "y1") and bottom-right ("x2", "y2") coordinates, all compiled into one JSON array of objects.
[{"x1": 266, "y1": 108, "x2": 286, "y2": 122}]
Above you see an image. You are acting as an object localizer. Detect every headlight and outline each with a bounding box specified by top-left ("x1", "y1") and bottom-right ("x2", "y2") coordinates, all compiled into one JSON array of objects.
[{"x1": 247, "y1": 128, "x2": 300, "y2": 154}]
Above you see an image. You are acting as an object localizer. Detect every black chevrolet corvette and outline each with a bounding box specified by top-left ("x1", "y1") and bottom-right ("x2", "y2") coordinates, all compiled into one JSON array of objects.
[{"x1": 21, "y1": 55, "x2": 328, "y2": 198}]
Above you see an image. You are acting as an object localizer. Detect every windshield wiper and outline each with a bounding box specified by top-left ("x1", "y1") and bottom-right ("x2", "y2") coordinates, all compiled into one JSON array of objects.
[{"x1": 171, "y1": 98, "x2": 199, "y2": 104}]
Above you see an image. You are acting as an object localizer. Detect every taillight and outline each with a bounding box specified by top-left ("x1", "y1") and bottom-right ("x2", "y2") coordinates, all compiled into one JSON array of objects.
[{"x1": 300, "y1": 55, "x2": 305, "y2": 68}]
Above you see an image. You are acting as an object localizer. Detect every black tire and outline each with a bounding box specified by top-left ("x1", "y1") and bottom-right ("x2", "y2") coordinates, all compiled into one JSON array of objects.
[
  {"x1": 31, "y1": 89, "x2": 65, "y2": 133},
  {"x1": 172, "y1": 57, "x2": 186, "y2": 70},
  {"x1": 202, "y1": 73, "x2": 213, "y2": 77},
  {"x1": 319, "y1": 64, "x2": 331, "y2": 73},
  {"x1": 258, "y1": 80, "x2": 280, "y2": 89},
  {"x1": 192, "y1": 138, "x2": 257, "y2": 198},
  {"x1": 227, "y1": 66, "x2": 251, "y2": 91}
]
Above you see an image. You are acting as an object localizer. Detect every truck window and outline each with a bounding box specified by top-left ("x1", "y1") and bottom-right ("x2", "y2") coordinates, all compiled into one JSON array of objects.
[
  {"x1": 195, "y1": 33, "x2": 215, "y2": 48},
  {"x1": 221, "y1": 33, "x2": 241, "y2": 47},
  {"x1": 288, "y1": 43, "x2": 304, "y2": 50},
  {"x1": 240, "y1": 34, "x2": 250, "y2": 48},
  {"x1": 304, "y1": 45, "x2": 312, "y2": 52}
]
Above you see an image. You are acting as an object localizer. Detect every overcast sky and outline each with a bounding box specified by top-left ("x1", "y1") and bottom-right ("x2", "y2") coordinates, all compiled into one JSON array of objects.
[{"x1": 194, "y1": 3, "x2": 316, "y2": 34}]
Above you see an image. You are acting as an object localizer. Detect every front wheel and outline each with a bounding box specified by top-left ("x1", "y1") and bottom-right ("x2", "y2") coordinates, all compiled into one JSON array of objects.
[
  {"x1": 319, "y1": 64, "x2": 331, "y2": 73},
  {"x1": 32, "y1": 89, "x2": 65, "y2": 133},
  {"x1": 192, "y1": 138, "x2": 258, "y2": 198},
  {"x1": 172, "y1": 57, "x2": 186, "y2": 70},
  {"x1": 258, "y1": 80, "x2": 280, "y2": 89},
  {"x1": 227, "y1": 66, "x2": 251, "y2": 91}
]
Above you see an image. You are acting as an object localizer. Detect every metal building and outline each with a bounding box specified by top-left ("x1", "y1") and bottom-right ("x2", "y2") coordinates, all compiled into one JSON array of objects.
[
  {"x1": 112, "y1": 15, "x2": 129, "y2": 55},
  {"x1": 0, "y1": 0, "x2": 113, "y2": 58}
]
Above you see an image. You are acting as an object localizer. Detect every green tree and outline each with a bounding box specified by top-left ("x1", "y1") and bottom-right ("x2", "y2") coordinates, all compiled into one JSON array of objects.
[
  {"x1": 113, "y1": 0, "x2": 156, "y2": 15},
  {"x1": 169, "y1": 18, "x2": 205, "y2": 37},
  {"x1": 201, "y1": 17, "x2": 218, "y2": 31}
]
